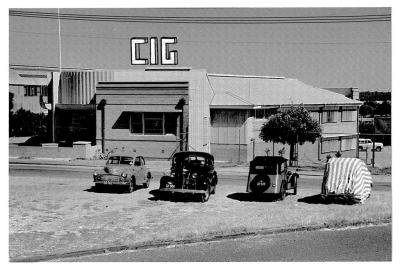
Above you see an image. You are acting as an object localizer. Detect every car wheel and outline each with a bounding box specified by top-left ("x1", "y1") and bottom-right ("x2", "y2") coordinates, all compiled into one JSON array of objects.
[
  {"x1": 143, "y1": 172, "x2": 152, "y2": 188},
  {"x1": 376, "y1": 147, "x2": 382, "y2": 152},
  {"x1": 128, "y1": 177, "x2": 135, "y2": 193},
  {"x1": 280, "y1": 182, "x2": 286, "y2": 200},
  {"x1": 201, "y1": 184, "x2": 211, "y2": 203},
  {"x1": 211, "y1": 185, "x2": 216, "y2": 194},
  {"x1": 292, "y1": 177, "x2": 298, "y2": 195},
  {"x1": 128, "y1": 181, "x2": 134, "y2": 193}
]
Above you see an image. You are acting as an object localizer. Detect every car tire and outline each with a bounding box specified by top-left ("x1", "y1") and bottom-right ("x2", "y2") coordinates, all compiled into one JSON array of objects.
[
  {"x1": 201, "y1": 184, "x2": 211, "y2": 203},
  {"x1": 143, "y1": 172, "x2": 152, "y2": 188},
  {"x1": 280, "y1": 182, "x2": 286, "y2": 200},
  {"x1": 376, "y1": 147, "x2": 382, "y2": 152},
  {"x1": 211, "y1": 185, "x2": 216, "y2": 194},
  {"x1": 128, "y1": 177, "x2": 135, "y2": 193},
  {"x1": 292, "y1": 177, "x2": 298, "y2": 195}
]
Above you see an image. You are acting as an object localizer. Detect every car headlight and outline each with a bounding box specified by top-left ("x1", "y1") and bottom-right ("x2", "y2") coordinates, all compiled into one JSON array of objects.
[
  {"x1": 93, "y1": 171, "x2": 98, "y2": 176},
  {"x1": 170, "y1": 172, "x2": 175, "y2": 178},
  {"x1": 191, "y1": 173, "x2": 198, "y2": 179},
  {"x1": 121, "y1": 173, "x2": 127, "y2": 178}
]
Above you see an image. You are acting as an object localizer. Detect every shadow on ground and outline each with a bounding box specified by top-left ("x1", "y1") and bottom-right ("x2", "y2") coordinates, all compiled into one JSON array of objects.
[
  {"x1": 148, "y1": 189, "x2": 204, "y2": 203},
  {"x1": 226, "y1": 192, "x2": 283, "y2": 202},
  {"x1": 84, "y1": 185, "x2": 145, "y2": 194},
  {"x1": 298, "y1": 194, "x2": 360, "y2": 205}
]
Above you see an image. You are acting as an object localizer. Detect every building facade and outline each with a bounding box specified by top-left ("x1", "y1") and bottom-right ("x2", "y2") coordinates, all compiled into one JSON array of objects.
[{"x1": 9, "y1": 67, "x2": 362, "y2": 162}]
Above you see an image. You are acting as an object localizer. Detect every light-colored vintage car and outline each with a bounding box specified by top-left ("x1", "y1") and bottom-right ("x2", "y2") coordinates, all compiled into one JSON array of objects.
[
  {"x1": 93, "y1": 154, "x2": 152, "y2": 192},
  {"x1": 246, "y1": 156, "x2": 298, "y2": 200}
]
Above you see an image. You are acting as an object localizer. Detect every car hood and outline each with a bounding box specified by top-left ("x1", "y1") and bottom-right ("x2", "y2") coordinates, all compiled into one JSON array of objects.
[{"x1": 103, "y1": 165, "x2": 130, "y2": 175}]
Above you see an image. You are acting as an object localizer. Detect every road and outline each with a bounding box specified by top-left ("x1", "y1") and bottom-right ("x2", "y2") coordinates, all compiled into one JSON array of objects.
[{"x1": 59, "y1": 224, "x2": 391, "y2": 262}]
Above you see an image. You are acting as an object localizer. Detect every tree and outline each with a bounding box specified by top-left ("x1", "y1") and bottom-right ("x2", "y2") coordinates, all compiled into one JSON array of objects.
[
  {"x1": 375, "y1": 100, "x2": 391, "y2": 116},
  {"x1": 259, "y1": 105, "x2": 322, "y2": 166}
]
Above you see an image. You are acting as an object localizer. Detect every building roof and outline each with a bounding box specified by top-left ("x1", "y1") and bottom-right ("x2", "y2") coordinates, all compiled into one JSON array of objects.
[{"x1": 208, "y1": 74, "x2": 362, "y2": 108}]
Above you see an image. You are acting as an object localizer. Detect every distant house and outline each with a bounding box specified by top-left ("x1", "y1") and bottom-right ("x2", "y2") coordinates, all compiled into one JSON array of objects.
[
  {"x1": 9, "y1": 69, "x2": 51, "y2": 114},
  {"x1": 324, "y1": 87, "x2": 360, "y2": 100}
]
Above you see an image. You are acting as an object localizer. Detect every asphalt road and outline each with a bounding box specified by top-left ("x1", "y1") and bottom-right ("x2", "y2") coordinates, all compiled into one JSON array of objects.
[{"x1": 59, "y1": 224, "x2": 391, "y2": 262}]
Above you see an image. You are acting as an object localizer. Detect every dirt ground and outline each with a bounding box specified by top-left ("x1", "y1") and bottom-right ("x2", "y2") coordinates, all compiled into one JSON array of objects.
[{"x1": 9, "y1": 173, "x2": 392, "y2": 260}]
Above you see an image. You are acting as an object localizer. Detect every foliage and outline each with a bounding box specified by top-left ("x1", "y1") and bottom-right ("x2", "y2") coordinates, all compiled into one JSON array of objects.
[
  {"x1": 259, "y1": 105, "x2": 322, "y2": 164},
  {"x1": 359, "y1": 91, "x2": 391, "y2": 101},
  {"x1": 9, "y1": 109, "x2": 50, "y2": 138},
  {"x1": 259, "y1": 105, "x2": 322, "y2": 146},
  {"x1": 359, "y1": 100, "x2": 391, "y2": 117}
]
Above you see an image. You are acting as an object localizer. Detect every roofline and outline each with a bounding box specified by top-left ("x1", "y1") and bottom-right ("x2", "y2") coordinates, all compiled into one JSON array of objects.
[
  {"x1": 210, "y1": 102, "x2": 362, "y2": 109},
  {"x1": 207, "y1": 73, "x2": 285, "y2": 79}
]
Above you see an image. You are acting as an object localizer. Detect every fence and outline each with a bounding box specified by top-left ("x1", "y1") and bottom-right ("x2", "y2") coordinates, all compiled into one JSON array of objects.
[{"x1": 210, "y1": 127, "x2": 391, "y2": 169}]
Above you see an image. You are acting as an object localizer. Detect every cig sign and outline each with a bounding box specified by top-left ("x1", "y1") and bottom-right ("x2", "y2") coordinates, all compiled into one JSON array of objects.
[{"x1": 131, "y1": 37, "x2": 178, "y2": 65}]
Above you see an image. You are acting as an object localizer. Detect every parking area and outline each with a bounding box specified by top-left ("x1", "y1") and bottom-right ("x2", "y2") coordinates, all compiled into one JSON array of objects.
[{"x1": 9, "y1": 167, "x2": 391, "y2": 261}]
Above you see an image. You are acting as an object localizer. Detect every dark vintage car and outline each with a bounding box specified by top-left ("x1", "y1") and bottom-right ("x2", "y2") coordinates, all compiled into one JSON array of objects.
[
  {"x1": 93, "y1": 154, "x2": 152, "y2": 192},
  {"x1": 159, "y1": 151, "x2": 218, "y2": 202},
  {"x1": 246, "y1": 156, "x2": 298, "y2": 200}
]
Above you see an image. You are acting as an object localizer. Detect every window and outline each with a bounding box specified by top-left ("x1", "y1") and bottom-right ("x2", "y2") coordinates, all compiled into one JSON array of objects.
[
  {"x1": 341, "y1": 110, "x2": 356, "y2": 122},
  {"x1": 130, "y1": 113, "x2": 143, "y2": 134},
  {"x1": 24, "y1": 86, "x2": 39, "y2": 96},
  {"x1": 255, "y1": 108, "x2": 278, "y2": 119},
  {"x1": 322, "y1": 138, "x2": 339, "y2": 153},
  {"x1": 341, "y1": 137, "x2": 356, "y2": 151},
  {"x1": 309, "y1": 111, "x2": 320, "y2": 122},
  {"x1": 129, "y1": 112, "x2": 177, "y2": 135},
  {"x1": 144, "y1": 113, "x2": 163, "y2": 134},
  {"x1": 322, "y1": 111, "x2": 337, "y2": 123}
]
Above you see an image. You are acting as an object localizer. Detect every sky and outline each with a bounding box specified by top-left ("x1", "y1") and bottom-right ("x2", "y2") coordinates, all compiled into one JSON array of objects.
[{"x1": 9, "y1": 8, "x2": 391, "y2": 92}]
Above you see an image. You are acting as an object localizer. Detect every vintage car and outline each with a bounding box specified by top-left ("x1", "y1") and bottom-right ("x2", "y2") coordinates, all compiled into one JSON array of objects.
[
  {"x1": 93, "y1": 154, "x2": 152, "y2": 192},
  {"x1": 159, "y1": 151, "x2": 218, "y2": 202},
  {"x1": 246, "y1": 156, "x2": 298, "y2": 200}
]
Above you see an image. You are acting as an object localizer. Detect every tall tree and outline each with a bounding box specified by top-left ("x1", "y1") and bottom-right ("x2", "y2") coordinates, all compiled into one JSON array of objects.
[{"x1": 259, "y1": 105, "x2": 322, "y2": 166}]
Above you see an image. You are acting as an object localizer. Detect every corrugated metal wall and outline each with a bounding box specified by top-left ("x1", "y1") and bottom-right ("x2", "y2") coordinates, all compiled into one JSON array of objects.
[{"x1": 59, "y1": 70, "x2": 114, "y2": 104}]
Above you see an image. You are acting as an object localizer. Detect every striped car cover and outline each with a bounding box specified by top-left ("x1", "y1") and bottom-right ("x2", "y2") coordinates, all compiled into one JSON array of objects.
[{"x1": 321, "y1": 158, "x2": 373, "y2": 203}]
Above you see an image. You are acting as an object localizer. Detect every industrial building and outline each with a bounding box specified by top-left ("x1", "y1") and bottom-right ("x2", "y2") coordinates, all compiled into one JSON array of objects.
[{"x1": 9, "y1": 67, "x2": 362, "y2": 162}]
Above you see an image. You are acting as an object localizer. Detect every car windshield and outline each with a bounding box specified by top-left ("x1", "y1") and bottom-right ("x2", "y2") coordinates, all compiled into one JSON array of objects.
[
  {"x1": 174, "y1": 155, "x2": 207, "y2": 168},
  {"x1": 251, "y1": 163, "x2": 278, "y2": 174},
  {"x1": 107, "y1": 156, "x2": 133, "y2": 165}
]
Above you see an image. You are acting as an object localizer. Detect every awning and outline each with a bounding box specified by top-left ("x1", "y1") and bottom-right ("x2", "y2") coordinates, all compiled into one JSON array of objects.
[{"x1": 9, "y1": 69, "x2": 52, "y2": 86}]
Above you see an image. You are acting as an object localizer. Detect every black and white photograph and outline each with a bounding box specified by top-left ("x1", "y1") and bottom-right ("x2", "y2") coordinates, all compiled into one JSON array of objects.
[{"x1": 6, "y1": 2, "x2": 395, "y2": 264}]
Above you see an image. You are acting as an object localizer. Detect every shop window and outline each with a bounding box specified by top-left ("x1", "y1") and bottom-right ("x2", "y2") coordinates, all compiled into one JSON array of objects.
[
  {"x1": 129, "y1": 112, "x2": 177, "y2": 135},
  {"x1": 322, "y1": 138, "x2": 339, "y2": 153},
  {"x1": 340, "y1": 137, "x2": 356, "y2": 151},
  {"x1": 144, "y1": 113, "x2": 163, "y2": 135},
  {"x1": 130, "y1": 112, "x2": 143, "y2": 134},
  {"x1": 341, "y1": 110, "x2": 356, "y2": 122},
  {"x1": 322, "y1": 110, "x2": 337, "y2": 123}
]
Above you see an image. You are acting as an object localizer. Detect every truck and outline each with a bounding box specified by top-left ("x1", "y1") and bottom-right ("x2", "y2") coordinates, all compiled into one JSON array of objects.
[{"x1": 358, "y1": 138, "x2": 383, "y2": 152}]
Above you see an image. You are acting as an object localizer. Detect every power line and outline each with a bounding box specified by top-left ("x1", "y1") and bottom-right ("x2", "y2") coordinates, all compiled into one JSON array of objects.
[
  {"x1": 9, "y1": 10, "x2": 391, "y2": 24},
  {"x1": 9, "y1": 30, "x2": 391, "y2": 45}
]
